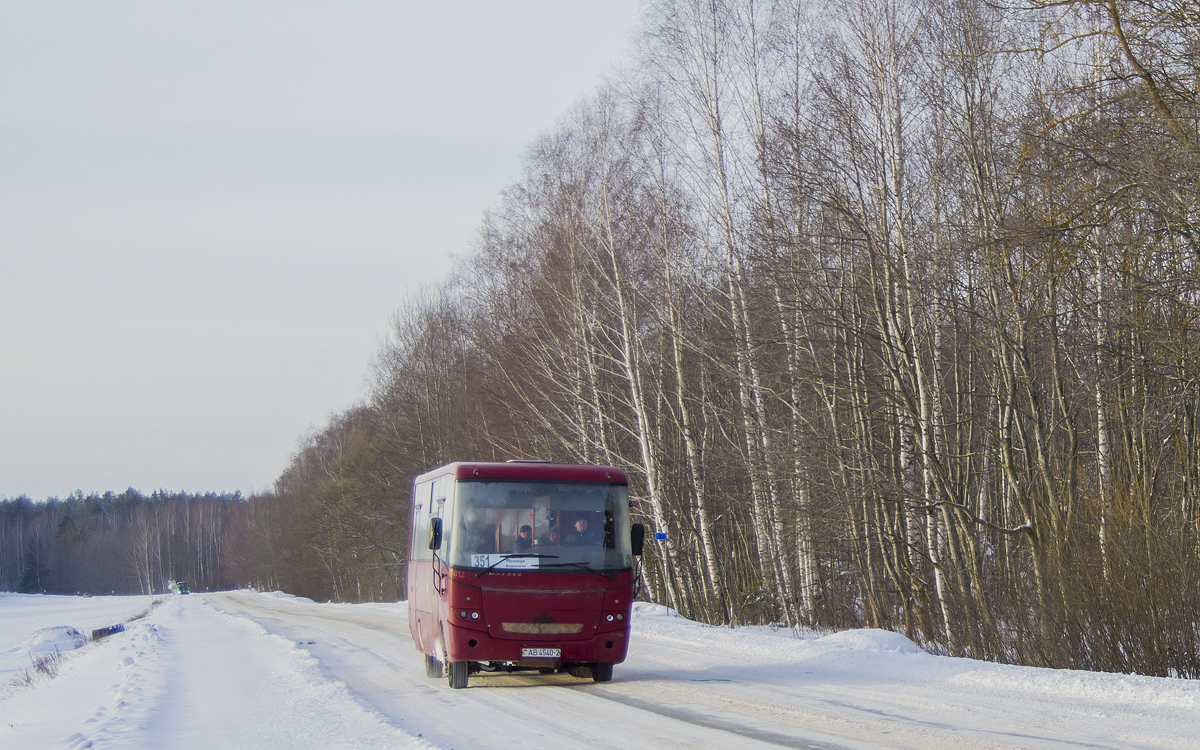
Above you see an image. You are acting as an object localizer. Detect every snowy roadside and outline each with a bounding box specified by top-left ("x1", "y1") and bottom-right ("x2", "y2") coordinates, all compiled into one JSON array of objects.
[
  {"x1": 627, "y1": 603, "x2": 1200, "y2": 744},
  {"x1": 0, "y1": 593, "x2": 429, "y2": 750},
  {"x1": 630, "y1": 601, "x2": 1200, "y2": 714}
]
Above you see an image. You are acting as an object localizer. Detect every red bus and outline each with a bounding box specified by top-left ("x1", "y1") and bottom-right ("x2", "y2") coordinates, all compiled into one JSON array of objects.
[{"x1": 406, "y1": 460, "x2": 645, "y2": 689}]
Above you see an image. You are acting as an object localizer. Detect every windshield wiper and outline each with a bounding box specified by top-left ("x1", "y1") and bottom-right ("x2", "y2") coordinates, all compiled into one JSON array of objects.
[
  {"x1": 540, "y1": 561, "x2": 616, "y2": 579},
  {"x1": 474, "y1": 553, "x2": 558, "y2": 578}
]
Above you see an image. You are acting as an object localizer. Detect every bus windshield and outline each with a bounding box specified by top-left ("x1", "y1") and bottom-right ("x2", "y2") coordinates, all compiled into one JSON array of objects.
[{"x1": 448, "y1": 480, "x2": 633, "y2": 572}]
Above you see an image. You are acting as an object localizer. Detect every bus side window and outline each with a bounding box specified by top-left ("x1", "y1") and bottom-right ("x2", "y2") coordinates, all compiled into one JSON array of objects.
[
  {"x1": 410, "y1": 481, "x2": 434, "y2": 562},
  {"x1": 431, "y1": 476, "x2": 450, "y2": 551}
]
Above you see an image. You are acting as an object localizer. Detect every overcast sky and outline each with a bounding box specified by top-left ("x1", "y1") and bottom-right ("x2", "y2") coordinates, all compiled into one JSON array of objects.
[{"x1": 0, "y1": 1, "x2": 644, "y2": 500}]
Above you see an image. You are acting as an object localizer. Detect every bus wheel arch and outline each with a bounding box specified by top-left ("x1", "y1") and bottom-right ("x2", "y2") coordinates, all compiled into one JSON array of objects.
[
  {"x1": 440, "y1": 625, "x2": 470, "y2": 689},
  {"x1": 435, "y1": 626, "x2": 449, "y2": 666}
]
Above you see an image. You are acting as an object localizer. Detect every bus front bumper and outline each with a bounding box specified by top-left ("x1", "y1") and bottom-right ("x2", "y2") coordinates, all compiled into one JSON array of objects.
[{"x1": 443, "y1": 620, "x2": 630, "y2": 665}]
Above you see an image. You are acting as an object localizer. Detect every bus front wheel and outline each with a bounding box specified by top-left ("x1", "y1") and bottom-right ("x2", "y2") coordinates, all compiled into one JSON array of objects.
[
  {"x1": 592, "y1": 662, "x2": 613, "y2": 682},
  {"x1": 448, "y1": 660, "x2": 470, "y2": 689}
]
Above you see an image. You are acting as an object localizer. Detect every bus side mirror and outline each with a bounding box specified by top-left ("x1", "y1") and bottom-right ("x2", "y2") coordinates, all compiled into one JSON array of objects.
[
  {"x1": 428, "y1": 517, "x2": 443, "y2": 551},
  {"x1": 630, "y1": 523, "x2": 645, "y2": 557}
]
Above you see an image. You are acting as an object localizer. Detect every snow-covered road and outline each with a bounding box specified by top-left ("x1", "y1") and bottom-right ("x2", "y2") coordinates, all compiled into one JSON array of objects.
[{"x1": 4, "y1": 591, "x2": 1200, "y2": 749}]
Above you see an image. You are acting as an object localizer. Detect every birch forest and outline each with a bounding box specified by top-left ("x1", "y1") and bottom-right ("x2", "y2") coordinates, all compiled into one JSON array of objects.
[{"x1": 5, "y1": 0, "x2": 1200, "y2": 678}]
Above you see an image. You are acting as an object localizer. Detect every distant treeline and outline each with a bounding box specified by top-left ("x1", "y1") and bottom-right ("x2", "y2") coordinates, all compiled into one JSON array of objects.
[{"x1": 0, "y1": 490, "x2": 244, "y2": 595}]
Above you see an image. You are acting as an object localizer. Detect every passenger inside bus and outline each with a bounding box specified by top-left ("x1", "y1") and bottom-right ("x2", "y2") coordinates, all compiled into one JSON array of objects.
[{"x1": 514, "y1": 524, "x2": 534, "y2": 551}]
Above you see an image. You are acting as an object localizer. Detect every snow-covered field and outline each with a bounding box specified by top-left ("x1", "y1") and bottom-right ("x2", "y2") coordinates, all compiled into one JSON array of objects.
[{"x1": 3, "y1": 591, "x2": 1199, "y2": 749}]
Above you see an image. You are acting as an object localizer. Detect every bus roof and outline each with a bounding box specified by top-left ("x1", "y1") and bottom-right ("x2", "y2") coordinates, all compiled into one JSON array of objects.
[{"x1": 413, "y1": 461, "x2": 628, "y2": 485}]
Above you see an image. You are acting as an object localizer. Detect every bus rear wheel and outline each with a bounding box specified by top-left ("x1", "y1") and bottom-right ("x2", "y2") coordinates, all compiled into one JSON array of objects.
[
  {"x1": 592, "y1": 662, "x2": 613, "y2": 682},
  {"x1": 424, "y1": 653, "x2": 443, "y2": 678},
  {"x1": 448, "y1": 660, "x2": 470, "y2": 689}
]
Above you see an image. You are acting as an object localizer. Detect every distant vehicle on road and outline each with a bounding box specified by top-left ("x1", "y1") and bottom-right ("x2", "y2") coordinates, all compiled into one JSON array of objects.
[
  {"x1": 407, "y1": 461, "x2": 645, "y2": 689},
  {"x1": 171, "y1": 580, "x2": 190, "y2": 595}
]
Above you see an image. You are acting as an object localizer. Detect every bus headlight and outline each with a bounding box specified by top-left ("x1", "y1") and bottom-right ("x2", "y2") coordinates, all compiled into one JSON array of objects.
[
  {"x1": 605, "y1": 614, "x2": 615, "y2": 622},
  {"x1": 470, "y1": 611, "x2": 480, "y2": 620}
]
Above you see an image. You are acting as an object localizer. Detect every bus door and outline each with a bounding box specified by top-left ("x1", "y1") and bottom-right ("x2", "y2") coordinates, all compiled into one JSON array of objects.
[{"x1": 409, "y1": 474, "x2": 453, "y2": 655}]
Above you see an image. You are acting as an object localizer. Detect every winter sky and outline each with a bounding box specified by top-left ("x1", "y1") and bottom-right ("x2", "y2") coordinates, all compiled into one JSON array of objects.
[{"x1": 0, "y1": 1, "x2": 643, "y2": 500}]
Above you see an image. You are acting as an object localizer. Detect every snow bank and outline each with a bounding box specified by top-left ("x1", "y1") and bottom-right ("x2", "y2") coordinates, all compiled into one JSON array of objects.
[
  {"x1": 0, "y1": 593, "x2": 157, "y2": 694},
  {"x1": 810, "y1": 628, "x2": 924, "y2": 655},
  {"x1": 628, "y1": 598, "x2": 1200, "y2": 719},
  {"x1": 11, "y1": 626, "x2": 88, "y2": 657}
]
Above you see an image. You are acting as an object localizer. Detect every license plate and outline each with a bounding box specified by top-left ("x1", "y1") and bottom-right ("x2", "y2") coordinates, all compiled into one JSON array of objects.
[{"x1": 521, "y1": 647, "x2": 561, "y2": 659}]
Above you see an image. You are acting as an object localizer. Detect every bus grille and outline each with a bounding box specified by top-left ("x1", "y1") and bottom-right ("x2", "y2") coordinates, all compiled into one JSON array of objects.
[{"x1": 501, "y1": 622, "x2": 585, "y2": 635}]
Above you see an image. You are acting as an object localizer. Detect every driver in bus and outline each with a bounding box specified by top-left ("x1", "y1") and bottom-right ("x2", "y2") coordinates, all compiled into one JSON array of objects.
[{"x1": 565, "y1": 516, "x2": 602, "y2": 546}]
